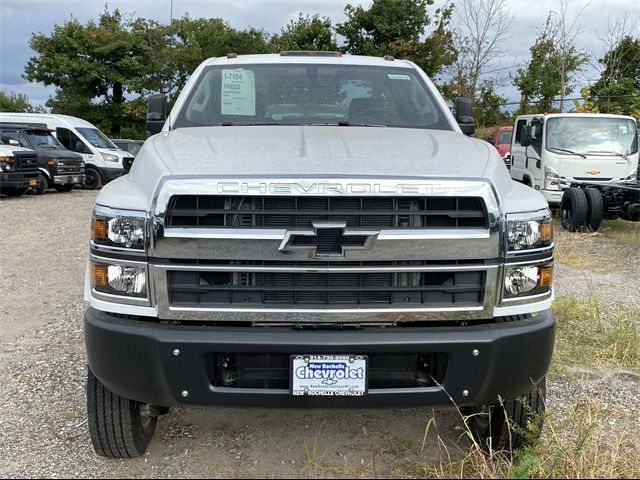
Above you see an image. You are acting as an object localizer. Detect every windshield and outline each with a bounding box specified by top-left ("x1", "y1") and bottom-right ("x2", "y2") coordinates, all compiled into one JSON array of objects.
[
  {"x1": 174, "y1": 64, "x2": 451, "y2": 130},
  {"x1": 546, "y1": 117, "x2": 638, "y2": 156},
  {"x1": 498, "y1": 130, "x2": 512, "y2": 144},
  {"x1": 26, "y1": 130, "x2": 64, "y2": 148},
  {"x1": 76, "y1": 127, "x2": 117, "y2": 149}
]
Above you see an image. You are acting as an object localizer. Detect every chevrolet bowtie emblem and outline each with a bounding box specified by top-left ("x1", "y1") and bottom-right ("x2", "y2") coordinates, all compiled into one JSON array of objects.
[
  {"x1": 279, "y1": 222, "x2": 379, "y2": 257},
  {"x1": 586, "y1": 168, "x2": 601, "y2": 175}
]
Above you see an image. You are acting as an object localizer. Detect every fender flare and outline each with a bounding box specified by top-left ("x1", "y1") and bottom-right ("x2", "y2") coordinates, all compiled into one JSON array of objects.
[{"x1": 38, "y1": 167, "x2": 52, "y2": 181}]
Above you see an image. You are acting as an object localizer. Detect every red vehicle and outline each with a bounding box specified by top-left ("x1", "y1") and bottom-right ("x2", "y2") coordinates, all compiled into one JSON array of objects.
[{"x1": 489, "y1": 126, "x2": 513, "y2": 166}]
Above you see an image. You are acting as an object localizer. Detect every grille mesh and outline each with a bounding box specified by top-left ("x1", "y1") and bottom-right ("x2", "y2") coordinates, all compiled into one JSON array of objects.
[{"x1": 165, "y1": 195, "x2": 487, "y2": 229}]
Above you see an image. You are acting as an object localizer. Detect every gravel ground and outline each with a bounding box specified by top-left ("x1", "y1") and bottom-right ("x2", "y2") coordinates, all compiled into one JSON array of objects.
[{"x1": 0, "y1": 189, "x2": 638, "y2": 478}]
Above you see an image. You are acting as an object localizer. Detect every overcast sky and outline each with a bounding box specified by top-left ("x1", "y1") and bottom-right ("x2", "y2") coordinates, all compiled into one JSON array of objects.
[{"x1": 0, "y1": 0, "x2": 637, "y2": 108}]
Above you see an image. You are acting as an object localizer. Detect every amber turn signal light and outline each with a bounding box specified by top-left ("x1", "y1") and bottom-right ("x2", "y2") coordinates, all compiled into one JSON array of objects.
[
  {"x1": 92, "y1": 218, "x2": 106, "y2": 241},
  {"x1": 540, "y1": 222, "x2": 553, "y2": 242},
  {"x1": 539, "y1": 265, "x2": 553, "y2": 288},
  {"x1": 91, "y1": 263, "x2": 108, "y2": 288}
]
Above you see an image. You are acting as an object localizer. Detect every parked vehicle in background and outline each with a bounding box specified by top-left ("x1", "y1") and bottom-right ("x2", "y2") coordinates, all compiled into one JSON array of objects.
[
  {"x1": 0, "y1": 143, "x2": 39, "y2": 197},
  {"x1": 110, "y1": 139, "x2": 144, "y2": 171},
  {"x1": 511, "y1": 113, "x2": 639, "y2": 231},
  {"x1": 0, "y1": 123, "x2": 85, "y2": 194},
  {"x1": 510, "y1": 113, "x2": 639, "y2": 205},
  {"x1": 84, "y1": 52, "x2": 555, "y2": 459},
  {"x1": 488, "y1": 126, "x2": 513, "y2": 167},
  {"x1": 0, "y1": 113, "x2": 134, "y2": 190}
]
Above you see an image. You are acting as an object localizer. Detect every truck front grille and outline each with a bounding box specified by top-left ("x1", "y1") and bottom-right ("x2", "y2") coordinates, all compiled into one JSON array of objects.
[
  {"x1": 165, "y1": 195, "x2": 487, "y2": 229},
  {"x1": 168, "y1": 267, "x2": 485, "y2": 308},
  {"x1": 58, "y1": 159, "x2": 84, "y2": 173},
  {"x1": 14, "y1": 152, "x2": 38, "y2": 170}
]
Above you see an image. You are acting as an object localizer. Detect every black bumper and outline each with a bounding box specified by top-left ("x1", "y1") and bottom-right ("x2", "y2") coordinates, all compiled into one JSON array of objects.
[
  {"x1": 0, "y1": 171, "x2": 39, "y2": 189},
  {"x1": 85, "y1": 308, "x2": 555, "y2": 408},
  {"x1": 99, "y1": 167, "x2": 126, "y2": 183}
]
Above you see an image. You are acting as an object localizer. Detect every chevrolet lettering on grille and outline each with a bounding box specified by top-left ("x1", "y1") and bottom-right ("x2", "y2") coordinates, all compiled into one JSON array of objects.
[{"x1": 279, "y1": 222, "x2": 379, "y2": 257}]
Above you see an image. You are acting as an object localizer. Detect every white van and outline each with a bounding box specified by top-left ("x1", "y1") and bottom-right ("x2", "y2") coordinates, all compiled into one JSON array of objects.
[
  {"x1": 510, "y1": 113, "x2": 639, "y2": 204},
  {"x1": 0, "y1": 113, "x2": 134, "y2": 190}
]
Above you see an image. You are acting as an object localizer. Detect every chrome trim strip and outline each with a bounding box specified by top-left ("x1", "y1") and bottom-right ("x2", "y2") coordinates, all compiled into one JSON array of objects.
[{"x1": 152, "y1": 263, "x2": 499, "y2": 273}]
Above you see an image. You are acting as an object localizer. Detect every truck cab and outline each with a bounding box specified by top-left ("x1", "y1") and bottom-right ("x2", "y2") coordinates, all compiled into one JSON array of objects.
[
  {"x1": 0, "y1": 123, "x2": 85, "y2": 194},
  {"x1": 510, "y1": 113, "x2": 639, "y2": 204},
  {"x1": 488, "y1": 126, "x2": 513, "y2": 166}
]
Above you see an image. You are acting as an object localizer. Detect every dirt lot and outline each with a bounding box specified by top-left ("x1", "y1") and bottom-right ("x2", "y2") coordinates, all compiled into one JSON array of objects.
[{"x1": 0, "y1": 189, "x2": 638, "y2": 478}]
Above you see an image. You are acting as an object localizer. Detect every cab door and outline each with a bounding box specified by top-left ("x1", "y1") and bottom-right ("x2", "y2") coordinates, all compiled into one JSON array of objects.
[
  {"x1": 510, "y1": 118, "x2": 529, "y2": 182},
  {"x1": 527, "y1": 119, "x2": 544, "y2": 188}
]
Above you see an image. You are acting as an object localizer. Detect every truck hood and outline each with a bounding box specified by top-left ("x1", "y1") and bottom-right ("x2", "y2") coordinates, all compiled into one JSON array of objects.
[{"x1": 147, "y1": 126, "x2": 490, "y2": 178}]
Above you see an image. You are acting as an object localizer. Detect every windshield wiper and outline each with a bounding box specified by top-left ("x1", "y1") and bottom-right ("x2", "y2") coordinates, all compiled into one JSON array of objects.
[
  {"x1": 336, "y1": 120, "x2": 387, "y2": 127},
  {"x1": 547, "y1": 147, "x2": 586, "y2": 159},
  {"x1": 584, "y1": 150, "x2": 628, "y2": 160}
]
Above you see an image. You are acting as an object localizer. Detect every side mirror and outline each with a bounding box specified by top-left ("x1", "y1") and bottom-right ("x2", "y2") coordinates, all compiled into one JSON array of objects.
[
  {"x1": 147, "y1": 94, "x2": 167, "y2": 136},
  {"x1": 520, "y1": 125, "x2": 531, "y2": 147},
  {"x1": 75, "y1": 140, "x2": 89, "y2": 154},
  {"x1": 8, "y1": 139, "x2": 20, "y2": 146},
  {"x1": 455, "y1": 98, "x2": 475, "y2": 136}
]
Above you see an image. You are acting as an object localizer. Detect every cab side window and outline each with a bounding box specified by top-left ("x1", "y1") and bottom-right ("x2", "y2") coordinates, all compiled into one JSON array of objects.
[
  {"x1": 530, "y1": 121, "x2": 543, "y2": 156},
  {"x1": 1, "y1": 129, "x2": 30, "y2": 148},
  {"x1": 514, "y1": 119, "x2": 527, "y2": 144},
  {"x1": 56, "y1": 127, "x2": 85, "y2": 153}
]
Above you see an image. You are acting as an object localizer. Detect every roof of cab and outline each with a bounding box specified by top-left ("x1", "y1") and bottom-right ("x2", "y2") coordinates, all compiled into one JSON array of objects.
[
  {"x1": 203, "y1": 53, "x2": 417, "y2": 69},
  {"x1": 0, "y1": 112, "x2": 99, "y2": 129}
]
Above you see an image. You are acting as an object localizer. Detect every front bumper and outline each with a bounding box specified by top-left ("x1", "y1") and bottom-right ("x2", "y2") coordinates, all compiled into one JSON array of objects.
[
  {"x1": 85, "y1": 308, "x2": 556, "y2": 408},
  {"x1": 541, "y1": 189, "x2": 564, "y2": 205},
  {"x1": 0, "y1": 171, "x2": 39, "y2": 189},
  {"x1": 99, "y1": 167, "x2": 126, "y2": 183},
  {"x1": 53, "y1": 174, "x2": 85, "y2": 185}
]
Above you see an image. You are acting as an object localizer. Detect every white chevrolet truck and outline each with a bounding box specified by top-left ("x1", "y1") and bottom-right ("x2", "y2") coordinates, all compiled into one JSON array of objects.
[{"x1": 84, "y1": 52, "x2": 555, "y2": 458}]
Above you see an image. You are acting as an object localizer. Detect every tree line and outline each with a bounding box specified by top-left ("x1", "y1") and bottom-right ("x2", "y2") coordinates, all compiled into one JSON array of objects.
[{"x1": 1, "y1": 0, "x2": 638, "y2": 138}]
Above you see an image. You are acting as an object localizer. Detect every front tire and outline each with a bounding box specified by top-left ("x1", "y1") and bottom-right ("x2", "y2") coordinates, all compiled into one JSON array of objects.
[
  {"x1": 83, "y1": 167, "x2": 102, "y2": 190},
  {"x1": 87, "y1": 369, "x2": 158, "y2": 458},
  {"x1": 464, "y1": 378, "x2": 546, "y2": 453},
  {"x1": 560, "y1": 188, "x2": 588, "y2": 231},
  {"x1": 34, "y1": 174, "x2": 49, "y2": 195}
]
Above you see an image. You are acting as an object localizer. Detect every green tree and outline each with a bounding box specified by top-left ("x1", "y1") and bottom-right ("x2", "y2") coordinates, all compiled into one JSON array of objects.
[
  {"x1": 335, "y1": 0, "x2": 456, "y2": 77},
  {"x1": 474, "y1": 80, "x2": 509, "y2": 128},
  {"x1": 513, "y1": 13, "x2": 589, "y2": 113},
  {"x1": 269, "y1": 14, "x2": 337, "y2": 52},
  {"x1": 24, "y1": 9, "x2": 162, "y2": 136},
  {"x1": 171, "y1": 16, "x2": 269, "y2": 91},
  {"x1": 590, "y1": 36, "x2": 640, "y2": 117},
  {"x1": 0, "y1": 91, "x2": 44, "y2": 113}
]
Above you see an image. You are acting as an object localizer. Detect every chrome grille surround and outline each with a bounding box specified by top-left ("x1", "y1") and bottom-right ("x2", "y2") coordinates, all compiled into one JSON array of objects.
[{"x1": 149, "y1": 176, "x2": 504, "y2": 322}]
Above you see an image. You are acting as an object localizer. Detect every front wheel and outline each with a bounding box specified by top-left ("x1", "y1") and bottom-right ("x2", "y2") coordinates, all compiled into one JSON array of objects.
[
  {"x1": 34, "y1": 174, "x2": 49, "y2": 195},
  {"x1": 87, "y1": 369, "x2": 159, "y2": 458},
  {"x1": 463, "y1": 378, "x2": 546, "y2": 453},
  {"x1": 83, "y1": 167, "x2": 102, "y2": 190},
  {"x1": 560, "y1": 188, "x2": 588, "y2": 231}
]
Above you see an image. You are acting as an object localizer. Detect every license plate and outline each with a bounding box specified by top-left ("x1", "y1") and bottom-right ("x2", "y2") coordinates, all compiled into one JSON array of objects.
[
  {"x1": 291, "y1": 355, "x2": 367, "y2": 396},
  {"x1": 29, "y1": 179, "x2": 37, "y2": 186}
]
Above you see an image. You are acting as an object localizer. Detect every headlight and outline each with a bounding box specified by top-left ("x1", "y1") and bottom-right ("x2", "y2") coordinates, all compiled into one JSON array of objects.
[
  {"x1": 100, "y1": 152, "x2": 119, "y2": 162},
  {"x1": 92, "y1": 207, "x2": 146, "y2": 250},
  {"x1": 507, "y1": 210, "x2": 553, "y2": 252},
  {"x1": 504, "y1": 263, "x2": 553, "y2": 298},
  {"x1": 91, "y1": 261, "x2": 147, "y2": 297},
  {"x1": 544, "y1": 166, "x2": 560, "y2": 190},
  {"x1": 625, "y1": 172, "x2": 637, "y2": 183}
]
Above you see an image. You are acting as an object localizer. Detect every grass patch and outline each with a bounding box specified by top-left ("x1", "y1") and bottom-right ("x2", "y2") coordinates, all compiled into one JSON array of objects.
[
  {"x1": 552, "y1": 295, "x2": 640, "y2": 370},
  {"x1": 373, "y1": 396, "x2": 640, "y2": 479},
  {"x1": 598, "y1": 219, "x2": 640, "y2": 246}
]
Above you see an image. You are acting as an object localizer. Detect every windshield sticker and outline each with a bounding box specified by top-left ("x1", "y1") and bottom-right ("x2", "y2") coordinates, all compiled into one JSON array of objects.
[
  {"x1": 221, "y1": 69, "x2": 256, "y2": 116},
  {"x1": 388, "y1": 74, "x2": 411, "y2": 80}
]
